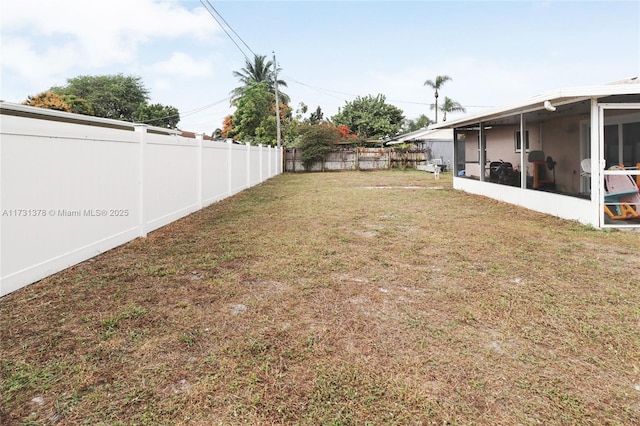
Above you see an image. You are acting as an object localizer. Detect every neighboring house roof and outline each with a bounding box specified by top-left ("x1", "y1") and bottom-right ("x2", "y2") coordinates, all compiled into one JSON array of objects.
[
  {"x1": 179, "y1": 130, "x2": 214, "y2": 140},
  {"x1": 387, "y1": 128, "x2": 453, "y2": 145},
  {"x1": 431, "y1": 76, "x2": 640, "y2": 130}
]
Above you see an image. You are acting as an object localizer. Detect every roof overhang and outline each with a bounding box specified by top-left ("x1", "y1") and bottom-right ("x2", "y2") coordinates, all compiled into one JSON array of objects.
[
  {"x1": 431, "y1": 80, "x2": 640, "y2": 130},
  {"x1": 388, "y1": 128, "x2": 453, "y2": 145}
]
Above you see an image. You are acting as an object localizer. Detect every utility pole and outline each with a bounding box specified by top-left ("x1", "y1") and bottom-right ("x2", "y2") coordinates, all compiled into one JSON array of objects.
[{"x1": 273, "y1": 52, "x2": 281, "y2": 148}]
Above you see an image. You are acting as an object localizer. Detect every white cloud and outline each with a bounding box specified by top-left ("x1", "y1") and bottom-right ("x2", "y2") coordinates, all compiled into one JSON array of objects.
[
  {"x1": 151, "y1": 52, "x2": 214, "y2": 77},
  {"x1": 0, "y1": 37, "x2": 84, "y2": 98},
  {"x1": 1, "y1": 0, "x2": 217, "y2": 41},
  {"x1": 0, "y1": 0, "x2": 220, "y2": 90}
]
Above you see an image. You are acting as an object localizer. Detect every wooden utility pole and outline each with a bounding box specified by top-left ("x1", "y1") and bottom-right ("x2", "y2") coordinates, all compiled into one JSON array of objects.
[{"x1": 273, "y1": 52, "x2": 281, "y2": 148}]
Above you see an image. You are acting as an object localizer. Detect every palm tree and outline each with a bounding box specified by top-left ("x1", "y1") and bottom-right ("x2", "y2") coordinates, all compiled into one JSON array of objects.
[
  {"x1": 402, "y1": 114, "x2": 433, "y2": 132},
  {"x1": 423, "y1": 75, "x2": 451, "y2": 123},
  {"x1": 439, "y1": 97, "x2": 466, "y2": 122},
  {"x1": 231, "y1": 54, "x2": 289, "y2": 105}
]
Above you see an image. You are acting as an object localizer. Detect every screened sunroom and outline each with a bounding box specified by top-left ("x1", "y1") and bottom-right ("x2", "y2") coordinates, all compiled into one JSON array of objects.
[{"x1": 433, "y1": 78, "x2": 640, "y2": 229}]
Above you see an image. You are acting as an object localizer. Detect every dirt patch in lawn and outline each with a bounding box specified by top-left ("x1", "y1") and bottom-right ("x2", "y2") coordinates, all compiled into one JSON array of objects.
[{"x1": 2, "y1": 170, "x2": 640, "y2": 425}]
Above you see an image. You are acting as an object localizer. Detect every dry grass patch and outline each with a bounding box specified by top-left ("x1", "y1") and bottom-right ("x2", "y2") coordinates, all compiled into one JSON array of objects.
[{"x1": 2, "y1": 170, "x2": 640, "y2": 425}]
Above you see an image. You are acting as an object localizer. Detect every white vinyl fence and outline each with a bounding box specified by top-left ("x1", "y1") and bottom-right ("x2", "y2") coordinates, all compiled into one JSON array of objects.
[{"x1": 0, "y1": 102, "x2": 282, "y2": 297}]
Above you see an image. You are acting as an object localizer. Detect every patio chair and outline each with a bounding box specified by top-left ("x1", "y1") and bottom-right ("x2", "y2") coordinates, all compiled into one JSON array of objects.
[
  {"x1": 488, "y1": 160, "x2": 514, "y2": 184},
  {"x1": 580, "y1": 158, "x2": 591, "y2": 178},
  {"x1": 603, "y1": 168, "x2": 640, "y2": 220}
]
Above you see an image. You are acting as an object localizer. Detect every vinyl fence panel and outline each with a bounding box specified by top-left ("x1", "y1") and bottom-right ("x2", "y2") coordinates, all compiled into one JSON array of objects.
[
  {"x1": 249, "y1": 145, "x2": 261, "y2": 187},
  {"x1": 144, "y1": 133, "x2": 200, "y2": 233},
  {"x1": 201, "y1": 140, "x2": 231, "y2": 205},
  {"x1": 229, "y1": 143, "x2": 248, "y2": 196},
  {"x1": 0, "y1": 103, "x2": 281, "y2": 297}
]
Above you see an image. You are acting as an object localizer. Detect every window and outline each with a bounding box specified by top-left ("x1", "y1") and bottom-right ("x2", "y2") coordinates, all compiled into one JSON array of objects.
[
  {"x1": 602, "y1": 111, "x2": 640, "y2": 168},
  {"x1": 515, "y1": 130, "x2": 529, "y2": 153}
]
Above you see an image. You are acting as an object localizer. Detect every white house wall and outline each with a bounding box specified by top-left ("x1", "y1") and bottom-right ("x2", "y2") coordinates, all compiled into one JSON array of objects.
[
  {"x1": 489, "y1": 126, "x2": 541, "y2": 171},
  {"x1": 462, "y1": 116, "x2": 584, "y2": 193},
  {"x1": 454, "y1": 177, "x2": 593, "y2": 225},
  {"x1": 463, "y1": 126, "x2": 541, "y2": 178},
  {"x1": 539, "y1": 116, "x2": 584, "y2": 193}
]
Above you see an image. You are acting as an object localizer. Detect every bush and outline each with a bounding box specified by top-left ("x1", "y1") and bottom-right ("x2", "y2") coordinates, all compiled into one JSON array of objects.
[
  {"x1": 296, "y1": 124, "x2": 339, "y2": 171},
  {"x1": 23, "y1": 91, "x2": 71, "y2": 112}
]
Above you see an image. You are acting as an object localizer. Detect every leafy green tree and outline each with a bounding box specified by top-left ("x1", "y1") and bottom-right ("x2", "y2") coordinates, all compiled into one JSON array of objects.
[
  {"x1": 331, "y1": 94, "x2": 404, "y2": 139},
  {"x1": 61, "y1": 94, "x2": 94, "y2": 115},
  {"x1": 231, "y1": 54, "x2": 289, "y2": 105},
  {"x1": 255, "y1": 114, "x2": 279, "y2": 144},
  {"x1": 135, "y1": 103, "x2": 180, "y2": 128},
  {"x1": 296, "y1": 123, "x2": 340, "y2": 170},
  {"x1": 295, "y1": 102, "x2": 308, "y2": 119},
  {"x1": 228, "y1": 82, "x2": 286, "y2": 145},
  {"x1": 281, "y1": 104, "x2": 305, "y2": 148},
  {"x1": 27, "y1": 74, "x2": 181, "y2": 127},
  {"x1": 52, "y1": 74, "x2": 150, "y2": 121},
  {"x1": 307, "y1": 106, "x2": 324, "y2": 125},
  {"x1": 423, "y1": 75, "x2": 451, "y2": 123},
  {"x1": 439, "y1": 97, "x2": 466, "y2": 122}
]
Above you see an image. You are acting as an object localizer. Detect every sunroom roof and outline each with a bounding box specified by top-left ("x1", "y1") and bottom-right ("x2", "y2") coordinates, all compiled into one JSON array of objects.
[{"x1": 431, "y1": 77, "x2": 640, "y2": 129}]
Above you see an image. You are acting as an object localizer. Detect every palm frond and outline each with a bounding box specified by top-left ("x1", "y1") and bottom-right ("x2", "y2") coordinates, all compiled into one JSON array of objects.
[
  {"x1": 231, "y1": 54, "x2": 289, "y2": 105},
  {"x1": 424, "y1": 75, "x2": 452, "y2": 89}
]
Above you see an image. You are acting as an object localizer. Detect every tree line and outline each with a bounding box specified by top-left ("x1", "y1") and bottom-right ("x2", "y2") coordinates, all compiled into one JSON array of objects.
[
  {"x1": 223, "y1": 55, "x2": 465, "y2": 148},
  {"x1": 21, "y1": 55, "x2": 466, "y2": 166},
  {"x1": 23, "y1": 74, "x2": 180, "y2": 128}
]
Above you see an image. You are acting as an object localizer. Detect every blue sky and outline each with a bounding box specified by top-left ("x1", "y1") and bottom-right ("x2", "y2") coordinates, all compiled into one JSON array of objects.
[{"x1": 1, "y1": 0, "x2": 639, "y2": 134}]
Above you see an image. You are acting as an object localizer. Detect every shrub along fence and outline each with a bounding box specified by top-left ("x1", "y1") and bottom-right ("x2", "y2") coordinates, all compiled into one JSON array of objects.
[
  {"x1": 285, "y1": 147, "x2": 432, "y2": 172},
  {"x1": 0, "y1": 102, "x2": 282, "y2": 297}
]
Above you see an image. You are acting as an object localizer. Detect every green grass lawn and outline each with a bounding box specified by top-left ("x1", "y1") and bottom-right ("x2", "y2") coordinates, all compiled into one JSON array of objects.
[{"x1": 2, "y1": 170, "x2": 639, "y2": 425}]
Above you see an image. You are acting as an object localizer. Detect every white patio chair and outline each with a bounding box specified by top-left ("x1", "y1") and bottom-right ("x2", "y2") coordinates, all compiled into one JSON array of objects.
[{"x1": 580, "y1": 158, "x2": 591, "y2": 178}]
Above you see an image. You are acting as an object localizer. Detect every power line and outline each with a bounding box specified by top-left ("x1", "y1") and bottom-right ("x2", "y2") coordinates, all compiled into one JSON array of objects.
[
  {"x1": 285, "y1": 75, "x2": 355, "y2": 100},
  {"x1": 287, "y1": 75, "x2": 494, "y2": 109},
  {"x1": 180, "y1": 96, "x2": 231, "y2": 118},
  {"x1": 199, "y1": 0, "x2": 254, "y2": 61},
  {"x1": 204, "y1": 0, "x2": 256, "y2": 58},
  {"x1": 196, "y1": 3, "x2": 491, "y2": 122},
  {"x1": 138, "y1": 96, "x2": 230, "y2": 125}
]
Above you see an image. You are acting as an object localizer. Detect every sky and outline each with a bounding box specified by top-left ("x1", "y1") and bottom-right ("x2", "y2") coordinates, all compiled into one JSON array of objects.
[{"x1": 1, "y1": 0, "x2": 639, "y2": 135}]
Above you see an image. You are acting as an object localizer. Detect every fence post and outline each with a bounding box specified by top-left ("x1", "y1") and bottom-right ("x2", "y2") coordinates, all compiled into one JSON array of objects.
[
  {"x1": 292, "y1": 148, "x2": 295, "y2": 172},
  {"x1": 259, "y1": 144, "x2": 264, "y2": 182},
  {"x1": 246, "y1": 142, "x2": 251, "y2": 188},
  {"x1": 134, "y1": 124, "x2": 148, "y2": 238},
  {"x1": 196, "y1": 133, "x2": 203, "y2": 209},
  {"x1": 355, "y1": 147, "x2": 359, "y2": 171},
  {"x1": 0, "y1": 118, "x2": 3, "y2": 293},
  {"x1": 227, "y1": 138, "x2": 233, "y2": 195}
]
